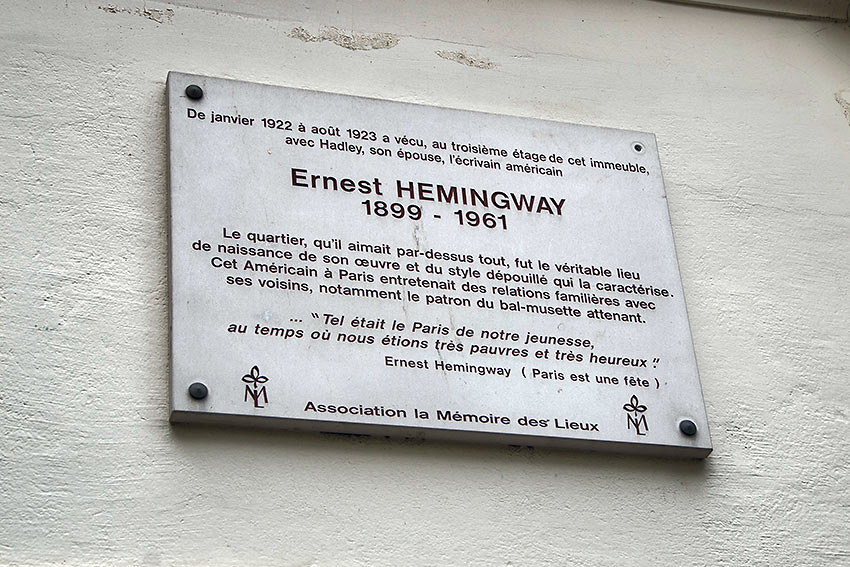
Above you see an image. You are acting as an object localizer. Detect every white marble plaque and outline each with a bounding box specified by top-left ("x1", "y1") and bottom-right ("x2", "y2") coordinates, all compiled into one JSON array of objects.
[{"x1": 168, "y1": 71, "x2": 711, "y2": 458}]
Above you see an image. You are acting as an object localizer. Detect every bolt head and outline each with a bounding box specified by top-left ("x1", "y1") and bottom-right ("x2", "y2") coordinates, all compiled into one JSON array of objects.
[
  {"x1": 679, "y1": 419, "x2": 697, "y2": 436},
  {"x1": 188, "y1": 382, "x2": 208, "y2": 400},
  {"x1": 185, "y1": 84, "x2": 204, "y2": 100}
]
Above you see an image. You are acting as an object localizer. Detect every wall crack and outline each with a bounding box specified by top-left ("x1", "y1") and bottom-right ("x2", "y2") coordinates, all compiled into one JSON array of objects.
[
  {"x1": 836, "y1": 89, "x2": 850, "y2": 126},
  {"x1": 98, "y1": 5, "x2": 174, "y2": 24},
  {"x1": 288, "y1": 26, "x2": 399, "y2": 51},
  {"x1": 435, "y1": 50, "x2": 496, "y2": 70}
]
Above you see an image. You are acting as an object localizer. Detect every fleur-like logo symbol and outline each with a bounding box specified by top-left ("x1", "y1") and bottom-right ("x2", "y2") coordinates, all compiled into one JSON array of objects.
[
  {"x1": 623, "y1": 395, "x2": 649, "y2": 436},
  {"x1": 623, "y1": 395, "x2": 647, "y2": 414},
  {"x1": 242, "y1": 365, "x2": 269, "y2": 408}
]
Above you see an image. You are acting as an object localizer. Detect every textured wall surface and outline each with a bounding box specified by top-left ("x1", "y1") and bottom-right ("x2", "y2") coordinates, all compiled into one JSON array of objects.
[{"x1": 2, "y1": 1, "x2": 849, "y2": 565}]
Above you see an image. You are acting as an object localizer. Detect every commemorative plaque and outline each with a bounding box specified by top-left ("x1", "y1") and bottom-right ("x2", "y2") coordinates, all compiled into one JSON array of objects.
[{"x1": 168, "y1": 71, "x2": 711, "y2": 458}]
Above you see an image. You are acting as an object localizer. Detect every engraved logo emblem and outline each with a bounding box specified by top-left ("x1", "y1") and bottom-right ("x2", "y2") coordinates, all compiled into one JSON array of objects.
[
  {"x1": 242, "y1": 365, "x2": 269, "y2": 408},
  {"x1": 623, "y1": 395, "x2": 648, "y2": 436}
]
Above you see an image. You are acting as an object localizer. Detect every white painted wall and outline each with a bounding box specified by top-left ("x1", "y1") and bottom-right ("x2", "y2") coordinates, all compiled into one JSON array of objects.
[{"x1": 2, "y1": 1, "x2": 849, "y2": 564}]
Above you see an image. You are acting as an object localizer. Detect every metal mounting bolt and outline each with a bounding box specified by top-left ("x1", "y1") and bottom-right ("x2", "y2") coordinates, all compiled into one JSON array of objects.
[
  {"x1": 188, "y1": 382, "x2": 208, "y2": 400},
  {"x1": 679, "y1": 419, "x2": 697, "y2": 436},
  {"x1": 185, "y1": 84, "x2": 204, "y2": 100}
]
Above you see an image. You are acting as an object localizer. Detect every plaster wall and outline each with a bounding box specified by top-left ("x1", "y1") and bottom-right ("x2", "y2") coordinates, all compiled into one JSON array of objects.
[{"x1": 2, "y1": 1, "x2": 849, "y2": 565}]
